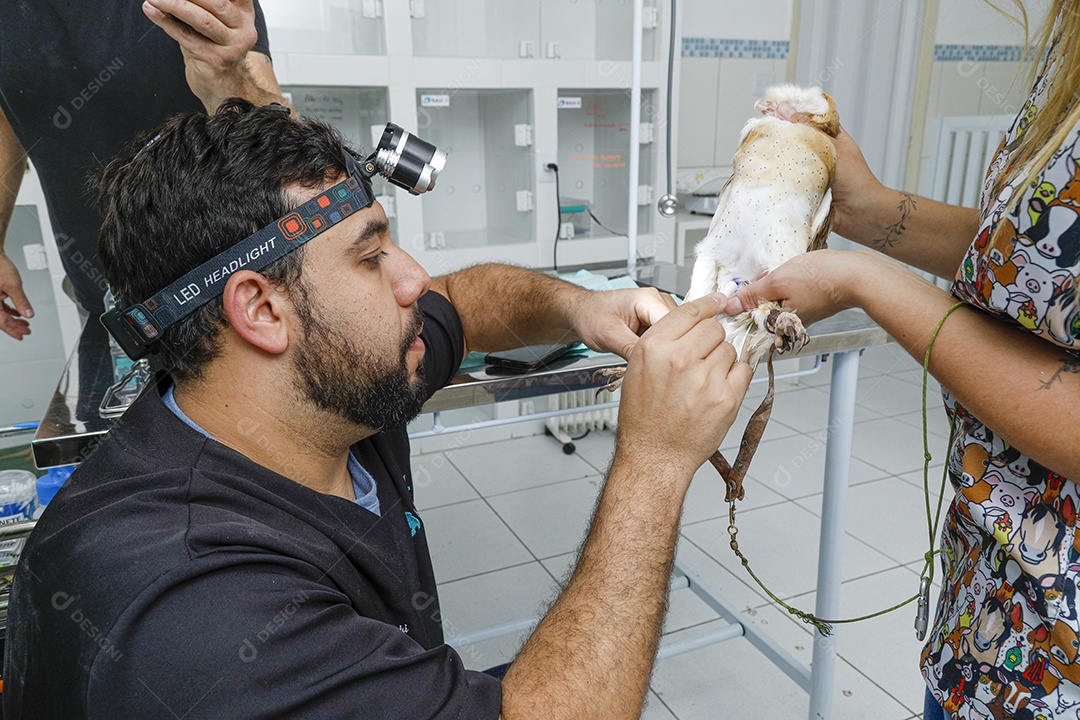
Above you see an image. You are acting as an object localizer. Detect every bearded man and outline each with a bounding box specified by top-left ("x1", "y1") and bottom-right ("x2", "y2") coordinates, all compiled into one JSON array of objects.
[{"x1": 5, "y1": 100, "x2": 751, "y2": 720}]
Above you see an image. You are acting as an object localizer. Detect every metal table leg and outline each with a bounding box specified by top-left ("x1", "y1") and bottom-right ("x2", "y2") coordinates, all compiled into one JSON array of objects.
[{"x1": 808, "y1": 349, "x2": 860, "y2": 719}]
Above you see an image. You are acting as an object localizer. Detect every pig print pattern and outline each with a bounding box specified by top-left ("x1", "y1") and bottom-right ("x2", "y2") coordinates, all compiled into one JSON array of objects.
[{"x1": 923, "y1": 34, "x2": 1080, "y2": 719}]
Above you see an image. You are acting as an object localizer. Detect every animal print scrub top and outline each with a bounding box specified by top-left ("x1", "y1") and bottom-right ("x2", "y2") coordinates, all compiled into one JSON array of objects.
[{"x1": 921, "y1": 30, "x2": 1080, "y2": 719}]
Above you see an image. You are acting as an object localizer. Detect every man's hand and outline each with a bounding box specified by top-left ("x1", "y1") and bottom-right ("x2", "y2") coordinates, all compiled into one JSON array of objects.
[
  {"x1": 574, "y1": 287, "x2": 679, "y2": 358},
  {"x1": 615, "y1": 294, "x2": 753, "y2": 480},
  {"x1": 0, "y1": 252, "x2": 32, "y2": 340},
  {"x1": 142, "y1": 0, "x2": 284, "y2": 113}
]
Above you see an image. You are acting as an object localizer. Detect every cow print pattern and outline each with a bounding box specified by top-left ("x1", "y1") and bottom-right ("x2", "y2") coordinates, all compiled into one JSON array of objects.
[{"x1": 922, "y1": 19, "x2": 1080, "y2": 718}]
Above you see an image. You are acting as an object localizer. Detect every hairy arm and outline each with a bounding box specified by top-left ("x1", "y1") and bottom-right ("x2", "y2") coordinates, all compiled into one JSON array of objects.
[
  {"x1": 0, "y1": 106, "x2": 32, "y2": 339},
  {"x1": 728, "y1": 250, "x2": 1080, "y2": 478},
  {"x1": 429, "y1": 264, "x2": 678, "y2": 358},
  {"x1": 500, "y1": 295, "x2": 752, "y2": 719},
  {"x1": 143, "y1": 0, "x2": 292, "y2": 114}
]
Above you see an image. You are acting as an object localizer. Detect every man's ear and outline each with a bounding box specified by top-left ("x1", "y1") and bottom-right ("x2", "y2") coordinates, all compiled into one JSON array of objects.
[{"x1": 221, "y1": 270, "x2": 293, "y2": 355}]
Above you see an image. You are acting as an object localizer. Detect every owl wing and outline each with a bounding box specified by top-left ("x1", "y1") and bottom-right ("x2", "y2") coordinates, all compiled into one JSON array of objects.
[{"x1": 808, "y1": 187, "x2": 834, "y2": 252}]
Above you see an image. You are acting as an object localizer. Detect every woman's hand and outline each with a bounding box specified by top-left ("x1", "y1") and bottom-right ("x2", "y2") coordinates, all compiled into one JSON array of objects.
[
  {"x1": 775, "y1": 104, "x2": 892, "y2": 244},
  {"x1": 777, "y1": 105, "x2": 978, "y2": 275},
  {"x1": 722, "y1": 249, "x2": 893, "y2": 326}
]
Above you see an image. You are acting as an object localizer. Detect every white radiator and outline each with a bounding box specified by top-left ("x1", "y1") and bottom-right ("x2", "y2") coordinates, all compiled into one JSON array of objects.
[
  {"x1": 930, "y1": 114, "x2": 1013, "y2": 209},
  {"x1": 924, "y1": 114, "x2": 1014, "y2": 288},
  {"x1": 545, "y1": 389, "x2": 619, "y2": 453}
]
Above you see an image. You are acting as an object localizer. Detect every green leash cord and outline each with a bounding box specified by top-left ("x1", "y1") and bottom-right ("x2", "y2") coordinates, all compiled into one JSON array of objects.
[{"x1": 725, "y1": 301, "x2": 966, "y2": 636}]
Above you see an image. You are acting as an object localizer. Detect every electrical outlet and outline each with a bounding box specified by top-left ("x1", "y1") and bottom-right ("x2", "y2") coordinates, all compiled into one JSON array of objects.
[{"x1": 538, "y1": 153, "x2": 558, "y2": 183}]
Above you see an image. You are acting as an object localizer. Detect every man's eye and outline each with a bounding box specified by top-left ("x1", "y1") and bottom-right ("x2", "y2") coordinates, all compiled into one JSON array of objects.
[{"x1": 364, "y1": 251, "x2": 388, "y2": 267}]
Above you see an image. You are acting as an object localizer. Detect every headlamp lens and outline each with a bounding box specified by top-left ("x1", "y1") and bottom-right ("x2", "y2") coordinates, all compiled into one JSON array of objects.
[{"x1": 373, "y1": 123, "x2": 447, "y2": 195}]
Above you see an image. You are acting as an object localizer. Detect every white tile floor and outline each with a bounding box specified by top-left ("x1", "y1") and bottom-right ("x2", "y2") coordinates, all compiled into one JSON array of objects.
[{"x1": 413, "y1": 343, "x2": 953, "y2": 719}]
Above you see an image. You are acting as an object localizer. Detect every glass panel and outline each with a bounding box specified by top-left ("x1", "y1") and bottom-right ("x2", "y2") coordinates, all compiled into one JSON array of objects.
[
  {"x1": 262, "y1": 0, "x2": 385, "y2": 55},
  {"x1": 411, "y1": 1, "x2": 540, "y2": 58},
  {"x1": 557, "y1": 88, "x2": 655, "y2": 240},
  {"x1": 284, "y1": 86, "x2": 396, "y2": 234},
  {"x1": 540, "y1": 0, "x2": 657, "y2": 61},
  {"x1": 417, "y1": 90, "x2": 535, "y2": 249}
]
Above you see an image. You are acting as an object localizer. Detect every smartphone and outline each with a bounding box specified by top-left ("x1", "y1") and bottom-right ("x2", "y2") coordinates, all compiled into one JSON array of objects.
[{"x1": 484, "y1": 342, "x2": 578, "y2": 373}]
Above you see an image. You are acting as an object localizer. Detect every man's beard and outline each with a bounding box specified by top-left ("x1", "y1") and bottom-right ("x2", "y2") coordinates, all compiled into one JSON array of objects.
[{"x1": 291, "y1": 285, "x2": 428, "y2": 432}]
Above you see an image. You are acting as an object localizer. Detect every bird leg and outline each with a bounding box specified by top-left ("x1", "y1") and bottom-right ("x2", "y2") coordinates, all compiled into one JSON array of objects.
[
  {"x1": 707, "y1": 348, "x2": 777, "y2": 502},
  {"x1": 594, "y1": 367, "x2": 626, "y2": 396},
  {"x1": 753, "y1": 302, "x2": 809, "y2": 354}
]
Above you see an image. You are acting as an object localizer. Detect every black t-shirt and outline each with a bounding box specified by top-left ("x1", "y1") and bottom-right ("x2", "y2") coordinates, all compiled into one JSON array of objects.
[
  {"x1": 0, "y1": 1, "x2": 271, "y2": 312},
  {"x1": 4, "y1": 291, "x2": 503, "y2": 719}
]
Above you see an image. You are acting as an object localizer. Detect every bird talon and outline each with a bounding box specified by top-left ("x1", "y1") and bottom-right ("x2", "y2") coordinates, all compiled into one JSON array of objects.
[
  {"x1": 765, "y1": 310, "x2": 809, "y2": 354},
  {"x1": 593, "y1": 367, "x2": 626, "y2": 394}
]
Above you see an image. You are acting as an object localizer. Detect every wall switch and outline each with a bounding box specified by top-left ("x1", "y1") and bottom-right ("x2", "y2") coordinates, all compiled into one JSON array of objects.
[
  {"x1": 514, "y1": 124, "x2": 533, "y2": 147},
  {"x1": 22, "y1": 243, "x2": 47, "y2": 271},
  {"x1": 516, "y1": 190, "x2": 534, "y2": 212},
  {"x1": 361, "y1": 0, "x2": 382, "y2": 18}
]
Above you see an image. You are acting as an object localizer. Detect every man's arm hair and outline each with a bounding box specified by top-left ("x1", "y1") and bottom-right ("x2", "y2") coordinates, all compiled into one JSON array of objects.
[
  {"x1": 428, "y1": 264, "x2": 590, "y2": 358},
  {"x1": 0, "y1": 105, "x2": 26, "y2": 248}
]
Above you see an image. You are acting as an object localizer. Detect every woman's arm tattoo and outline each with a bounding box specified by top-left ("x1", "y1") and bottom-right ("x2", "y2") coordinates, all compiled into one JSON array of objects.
[
  {"x1": 1039, "y1": 353, "x2": 1080, "y2": 390},
  {"x1": 871, "y1": 192, "x2": 918, "y2": 251}
]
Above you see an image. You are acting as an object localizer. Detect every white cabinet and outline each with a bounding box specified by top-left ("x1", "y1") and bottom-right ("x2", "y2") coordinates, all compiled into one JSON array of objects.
[
  {"x1": 284, "y1": 85, "x2": 400, "y2": 234},
  {"x1": 416, "y1": 89, "x2": 535, "y2": 250},
  {"x1": 557, "y1": 88, "x2": 657, "y2": 238},
  {"x1": 261, "y1": 0, "x2": 386, "y2": 54},
  {"x1": 269, "y1": 0, "x2": 675, "y2": 275}
]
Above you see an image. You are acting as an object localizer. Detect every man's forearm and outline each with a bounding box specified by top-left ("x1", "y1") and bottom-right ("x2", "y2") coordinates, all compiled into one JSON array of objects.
[
  {"x1": 199, "y1": 52, "x2": 291, "y2": 114},
  {"x1": 501, "y1": 451, "x2": 688, "y2": 719},
  {"x1": 841, "y1": 186, "x2": 980, "y2": 279},
  {"x1": 430, "y1": 264, "x2": 590, "y2": 354},
  {"x1": 0, "y1": 107, "x2": 26, "y2": 248}
]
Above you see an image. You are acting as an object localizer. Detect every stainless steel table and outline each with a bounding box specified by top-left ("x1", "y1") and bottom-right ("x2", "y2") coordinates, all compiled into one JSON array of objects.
[{"x1": 30, "y1": 262, "x2": 892, "y2": 719}]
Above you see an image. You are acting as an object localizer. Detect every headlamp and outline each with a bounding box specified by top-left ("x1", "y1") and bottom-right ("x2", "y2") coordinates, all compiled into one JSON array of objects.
[
  {"x1": 102, "y1": 122, "x2": 444, "y2": 361},
  {"x1": 373, "y1": 124, "x2": 446, "y2": 195}
]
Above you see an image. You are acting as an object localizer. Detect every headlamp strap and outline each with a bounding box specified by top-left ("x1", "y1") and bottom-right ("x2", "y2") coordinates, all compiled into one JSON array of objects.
[{"x1": 103, "y1": 166, "x2": 373, "y2": 359}]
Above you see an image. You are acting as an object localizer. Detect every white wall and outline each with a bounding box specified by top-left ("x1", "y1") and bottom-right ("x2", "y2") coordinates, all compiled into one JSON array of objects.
[
  {"x1": 673, "y1": 0, "x2": 1050, "y2": 201},
  {"x1": 935, "y1": 0, "x2": 1036, "y2": 45},
  {"x1": 682, "y1": 0, "x2": 793, "y2": 40},
  {"x1": 916, "y1": 1, "x2": 1050, "y2": 195},
  {"x1": 676, "y1": 0, "x2": 795, "y2": 179}
]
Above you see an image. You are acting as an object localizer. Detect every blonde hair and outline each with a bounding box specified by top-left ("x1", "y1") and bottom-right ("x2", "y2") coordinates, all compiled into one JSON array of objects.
[{"x1": 988, "y1": 1, "x2": 1080, "y2": 213}]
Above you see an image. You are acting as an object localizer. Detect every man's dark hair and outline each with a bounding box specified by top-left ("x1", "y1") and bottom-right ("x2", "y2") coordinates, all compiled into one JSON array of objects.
[{"x1": 97, "y1": 99, "x2": 355, "y2": 382}]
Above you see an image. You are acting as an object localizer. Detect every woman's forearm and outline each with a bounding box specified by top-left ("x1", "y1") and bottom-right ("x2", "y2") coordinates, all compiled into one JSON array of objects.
[
  {"x1": 838, "y1": 185, "x2": 980, "y2": 280},
  {"x1": 850, "y1": 255, "x2": 1080, "y2": 477}
]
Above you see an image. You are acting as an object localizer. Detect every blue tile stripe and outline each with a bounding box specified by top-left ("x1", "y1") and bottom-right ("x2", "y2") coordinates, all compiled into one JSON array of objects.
[
  {"x1": 933, "y1": 44, "x2": 1038, "y2": 62},
  {"x1": 681, "y1": 38, "x2": 789, "y2": 59},
  {"x1": 680, "y1": 39, "x2": 1033, "y2": 63}
]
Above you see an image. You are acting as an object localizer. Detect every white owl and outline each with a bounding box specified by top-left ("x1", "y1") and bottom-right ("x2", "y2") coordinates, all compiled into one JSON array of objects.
[{"x1": 686, "y1": 84, "x2": 840, "y2": 364}]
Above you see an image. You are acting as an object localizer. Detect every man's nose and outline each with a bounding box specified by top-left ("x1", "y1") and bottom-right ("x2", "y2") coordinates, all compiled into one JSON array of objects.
[{"x1": 394, "y1": 250, "x2": 431, "y2": 306}]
